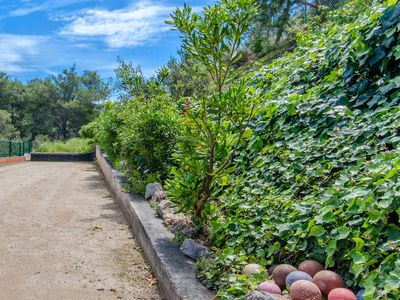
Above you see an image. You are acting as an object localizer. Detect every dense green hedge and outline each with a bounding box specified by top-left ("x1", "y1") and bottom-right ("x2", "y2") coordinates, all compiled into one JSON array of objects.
[
  {"x1": 200, "y1": 0, "x2": 400, "y2": 299},
  {"x1": 82, "y1": 97, "x2": 182, "y2": 193}
]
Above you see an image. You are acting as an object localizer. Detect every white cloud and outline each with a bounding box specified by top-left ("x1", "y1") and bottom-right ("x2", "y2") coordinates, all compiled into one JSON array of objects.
[
  {"x1": 0, "y1": 34, "x2": 48, "y2": 72},
  {"x1": 59, "y1": 0, "x2": 175, "y2": 48},
  {"x1": 9, "y1": 0, "x2": 92, "y2": 17}
]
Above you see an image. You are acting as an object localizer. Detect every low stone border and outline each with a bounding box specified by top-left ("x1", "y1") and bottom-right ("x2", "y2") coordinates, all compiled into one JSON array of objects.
[
  {"x1": 96, "y1": 147, "x2": 214, "y2": 300},
  {"x1": 31, "y1": 152, "x2": 95, "y2": 162},
  {"x1": 0, "y1": 156, "x2": 26, "y2": 165}
]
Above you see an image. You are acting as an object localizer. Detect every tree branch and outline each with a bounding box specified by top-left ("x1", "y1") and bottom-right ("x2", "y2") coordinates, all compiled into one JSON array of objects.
[{"x1": 297, "y1": 0, "x2": 320, "y2": 9}]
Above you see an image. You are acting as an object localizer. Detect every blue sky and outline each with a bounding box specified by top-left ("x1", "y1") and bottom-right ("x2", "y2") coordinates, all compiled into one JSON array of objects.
[{"x1": 0, "y1": 0, "x2": 213, "y2": 82}]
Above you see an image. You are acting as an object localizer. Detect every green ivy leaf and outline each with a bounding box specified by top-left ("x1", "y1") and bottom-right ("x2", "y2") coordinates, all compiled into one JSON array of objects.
[{"x1": 309, "y1": 225, "x2": 326, "y2": 237}]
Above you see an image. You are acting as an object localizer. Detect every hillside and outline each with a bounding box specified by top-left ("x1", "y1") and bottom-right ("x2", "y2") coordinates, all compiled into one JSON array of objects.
[
  {"x1": 87, "y1": 0, "x2": 400, "y2": 299},
  {"x1": 200, "y1": 0, "x2": 400, "y2": 299}
]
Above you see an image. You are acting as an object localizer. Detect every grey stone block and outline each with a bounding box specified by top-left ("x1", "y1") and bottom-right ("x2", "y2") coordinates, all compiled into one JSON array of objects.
[
  {"x1": 145, "y1": 183, "x2": 163, "y2": 200},
  {"x1": 180, "y1": 238, "x2": 210, "y2": 261}
]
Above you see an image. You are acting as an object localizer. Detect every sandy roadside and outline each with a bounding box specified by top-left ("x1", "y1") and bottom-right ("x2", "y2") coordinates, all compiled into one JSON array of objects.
[{"x1": 0, "y1": 162, "x2": 161, "y2": 300}]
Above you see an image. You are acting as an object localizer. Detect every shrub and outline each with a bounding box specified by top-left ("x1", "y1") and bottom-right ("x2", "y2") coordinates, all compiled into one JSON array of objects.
[
  {"x1": 81, "y1": 101, "x2": 123, "y2": 163},
  {"x1": 118, "y1": 97, "x2": 183, "y2": 193},
  {"x1": 85, "y1": 92, "x2": 182, "y2": 193},
  {"x1": 35, "y1": 138, "x2": 94, "y2": 153}
]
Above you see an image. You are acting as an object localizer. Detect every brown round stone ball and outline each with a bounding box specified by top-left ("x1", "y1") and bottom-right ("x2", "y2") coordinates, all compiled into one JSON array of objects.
[
  {"x1": 272, "y1": 264, "x2": 297, "y2": 288},
  {"x1": 290, "y1": 280, "x2": 322, "y2": 300},
  {"x1": 243, "y1": 263, "x2": 264, "y2": 275},
  {"x1": 313, "y1": 270, "x2": 345, "y2": 296},
  {"x1": 259, "y1": 281, "x2": 282, "y2": 294},
  {"x1": 328, "y1": 288, "x2": 357, "y2": 300},
  {"x1": 298, "y1": 260, "x2": 325, "y2": 277}
]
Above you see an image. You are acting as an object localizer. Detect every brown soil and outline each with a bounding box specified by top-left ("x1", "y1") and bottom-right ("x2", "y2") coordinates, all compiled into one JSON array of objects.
[{"x1": 0, "y1": 162, "x2": 161, "y2": 300}]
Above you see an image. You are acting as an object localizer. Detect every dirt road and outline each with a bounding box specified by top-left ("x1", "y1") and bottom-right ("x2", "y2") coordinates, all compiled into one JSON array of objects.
[{"x1": 0, "y1": 162, "x2": 160, "y2": 300}]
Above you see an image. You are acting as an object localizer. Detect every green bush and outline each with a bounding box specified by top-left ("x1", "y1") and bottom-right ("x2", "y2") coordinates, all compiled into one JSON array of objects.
[
  {"x1": 85, "y1": 96, "x2": 182, "y2": 193},
  {"x1": 199, "y1": 0, "x2": 400, "y2": 299},
  {"x1": 35, "y1": 138, "x2": 94, "y2": 153},
  {"x1": 118, "y1": 97, "x2": 183, "y2": 193},
  {"x1": 80, "y1": 101, "x2": 123, "y2": 163}
]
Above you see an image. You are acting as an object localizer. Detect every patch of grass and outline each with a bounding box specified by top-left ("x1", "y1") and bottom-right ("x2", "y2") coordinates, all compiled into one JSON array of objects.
[{"x1": 35, "y1": 138, "x2": 95, "y2": 153}]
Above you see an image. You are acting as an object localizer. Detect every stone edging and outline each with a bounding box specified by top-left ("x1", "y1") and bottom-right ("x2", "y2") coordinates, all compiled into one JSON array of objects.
[
  {"x1": 31, "y1": 152, "x2": 95, "y2": 162},
  {"x1": 96, "y1": 147, "x2": 215, "y2": 300},
  {"x1": 0, "y1": 156, "x2": 26, "y2": 164}
]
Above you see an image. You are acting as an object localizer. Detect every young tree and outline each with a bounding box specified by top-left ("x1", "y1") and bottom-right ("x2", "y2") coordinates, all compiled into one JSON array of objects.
[{"x1": 166, "y1": 0, "x2": 259, "y2": 224}]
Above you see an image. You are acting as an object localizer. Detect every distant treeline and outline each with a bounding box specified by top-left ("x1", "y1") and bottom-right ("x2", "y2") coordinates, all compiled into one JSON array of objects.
[{"x1": 0, "y1": 65, "x2": 110, "y2": 140}]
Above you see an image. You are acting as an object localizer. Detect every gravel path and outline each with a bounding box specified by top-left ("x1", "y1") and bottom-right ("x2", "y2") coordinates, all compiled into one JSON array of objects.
[{"x1": 0, "y1": 162, "x2": 161, "y2": 300}]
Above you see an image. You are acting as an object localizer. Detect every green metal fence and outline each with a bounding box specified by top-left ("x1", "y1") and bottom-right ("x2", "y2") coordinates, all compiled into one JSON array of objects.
[{"x1": 0, "y1": 140, "x2": 32, "y2": 158}]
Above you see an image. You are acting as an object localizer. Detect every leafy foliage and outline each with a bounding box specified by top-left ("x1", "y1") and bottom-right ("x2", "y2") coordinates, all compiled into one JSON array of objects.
[
  {"x1": 81, "y1": 101, "x2": 123, "y2": 163},
  {"x1": 118, "y1": 97, "x2": 183, "y2": 193},
  {"x1": 199, "y1": 0, "x2": 400, "y2": 299},
  {"x1": 0, "y1": 109, "x2": 19, "y2": 139},
  {"x1": 84, "y1": 66, "x2": 183, "y2": 193},
  {"x1": 163, "y1": 53, "x2": 212, "y2": 100},
  {"x1": 166, "y1": 0, "x2": 259, "y2": 224}
]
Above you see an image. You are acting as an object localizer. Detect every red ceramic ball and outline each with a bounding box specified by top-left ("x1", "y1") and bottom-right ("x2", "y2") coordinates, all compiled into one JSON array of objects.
[
  {"x1": 328, "y1": 288, "x2": 357, "y2": 300},
  {"x1": 259, "y1": 281, "x2": 281, "y2": 294},
  {"x1": 272, "y1": 264, "x2": 297, "y2": 288},
  {"x1": 313, "y1": 270, "x2": 345, "y2": 296},
  {"x1": 290, "y1": 280, "x2": 322, "y2": 300},
  {"x1": 298, "y1": 260, "x2": 325, "y2": 277}
]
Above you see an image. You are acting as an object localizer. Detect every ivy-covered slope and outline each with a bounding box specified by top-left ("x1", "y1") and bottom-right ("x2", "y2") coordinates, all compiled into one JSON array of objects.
[{"x1": 201, "y1": 0, "x2": 400, "y2": 299}]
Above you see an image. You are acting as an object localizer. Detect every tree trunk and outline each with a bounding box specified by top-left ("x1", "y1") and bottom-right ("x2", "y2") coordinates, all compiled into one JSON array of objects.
[
  {"x1": 195, "y1": 137, "x2": 216, "y2": 219},
  {"x1": 275, "y1": 0, "x2": 292, "y2": 44}
]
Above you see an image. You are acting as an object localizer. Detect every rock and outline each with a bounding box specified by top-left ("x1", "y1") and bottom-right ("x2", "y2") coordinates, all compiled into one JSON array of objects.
[
  {"x1": 145, "y1": 183, "x2": 163, "y2": 200},
  {"x1": 166, "y1": 212, "x2": 190, "y2": 228},
  {"x1": 243, "y1": 263, "x2": 264, "y2": 275},
  {"x1": 356, "y1": 289, "x2": 365, "y2": 300},
  {"x1": 162, "y1": 213, "x2": 176, "y2": 226},
  {"x1": 272, "y1": 295, "x2": 289, "y2": 300},
  {"x1": 286, "y1": 271, "x2": 313, "y2": 288},
  {"x1": 298, "y1": 260, "x2": 324, "y2": 277},
  {"x1": 246, "y1": 290, "x2": 282, "y2": 300},
  {"x1": 156, "y1": 200, "x2": 174, "y2": 218},
  {"x1": 290, "y1": 280, "x2": 322, "y2": 300},
  {"x1": 313, "y1": 270, "x2": 345, "y2": 296},
  {"x1": 151, "y1": 190, "x2": 166, "y2": 204},
  {"x1": 328, "y1": 288, "x2": 356, "y2": 300},
  {"x1": 258, "y1": 281, "x2": 281, "y2": 294},
  {"x1": 171, "y1": 221, "x2": 197, "y2": 238},
  {"x1": 180, "y1": 238, "x2": 209, "y2": 261},
  {"x1": 272, "y1": 264, "x2": 297, "y2": 289}
]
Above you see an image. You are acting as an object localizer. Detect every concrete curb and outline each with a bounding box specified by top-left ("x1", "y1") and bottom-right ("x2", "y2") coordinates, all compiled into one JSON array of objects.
[{"x1": 96, "y1": 147, "x2": 214, "y2": 300}]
